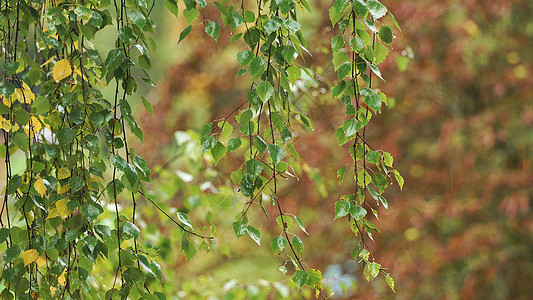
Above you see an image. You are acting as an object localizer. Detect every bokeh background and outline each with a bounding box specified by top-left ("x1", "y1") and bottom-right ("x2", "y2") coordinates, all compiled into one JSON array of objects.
[{"x1": 93, "y1": 0, "x2": 532, "y2": 298}]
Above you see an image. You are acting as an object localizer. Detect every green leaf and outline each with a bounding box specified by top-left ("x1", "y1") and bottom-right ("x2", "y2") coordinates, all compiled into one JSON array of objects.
[
  {"x1": 287, "y1": 66, "x2": 301, "y2": 84},
  {"x1": 367, "y1": 0, "x2": 387, "y2": 19},
  {"x1": 178, "y1": 25, "x2": 192, "y2": 44},
  {"x1": 386, "y1": 275, "x2": 396, "y2": 292},
  {"x1": 343, "y1": 118, "x2": 362, "y2": 137},
  {"x1": 247, "y1": 225, "x2": 261, "y2": 246},
  {"x1": 181, "y1": 235, "x2": 197, "y2": 261},
  {"x1": 337, "y1": 166, "x2": 347, "y2": 182},
  {"x1": 271, "y1": 235, "x2": 288, "y2": 255},
  {"x1": 331, "y1": 35, "x2": 344, "y2": 52},
  {"x1": 4, "y1": 246, "x2": 21, "y2": 263},
  {"x1": 373, "y1": 42, "x2": 389, "y2": 65},
  {"x1": 0, "y1": 81, "x2": 15, "y2": 99},
  {"x1": 306, "y1": 269, "x2": 322, "y2": 289},
  {"x1": 0, "y1": 228, "x2": 9, "y2": 244},
  {"x1": 365, "y1": 150, "x2": 380, "y2": 164},
  {"x1": 249, "y1": 57, "x2": 265, "y2": 79},
  {"x1": 276, "y1": 215, "x2": 293, "y2": 229},
  {"x1": 264, "y1": 17, "x2": 282, "y2": 35},
  {"x1": 123, "y1": 163, "x2": 139, "y2": 189},
  {"x1": 81, "y1": 202, "x2": 103, "y2": 222},
  {"x1": 165, "y1": 0, "x2": 179, "y2": 18},
  {"x1": 379, "y1": 25, "x2": 393, "y2": 45},
  {"x1": 254, "y1": 136, "x2": 267, "y2": 154},
  {"x1": 68, "y1": 176, "x2": 85, "y2": 193},
  {"x1": 281, "y1": 128, "x2": 292, "y2": 142},
  {"x1": 268, "y1": 144, "x2": 285, "y2": 165},
  {"x1": 2, "y1": 61, "x2": 19, "y2": 76},
  {"x1": 128, "y1": 10, "x2": 146, "y2": 29},
  {"x1": 197, "y1": 0, "x2": 207, "y2": 8},
  {"x1": 117, "y1": 27, "x2": 134, "y2": 44},
  {"x1": 368, "y1": 187, "x2": 388, "y2": 209},
  {"x1": 240, "y1": 174, "x2": 255, "y2": 197},
  {"x1": 232, "y1": 221, "x2": 247, "y2": 238},
  {"x1": 105, "y1": 49, "x2": 125, "y2": 72},
  {"x1": 230, "y1": 12, "x2": 244, "y2": 30},
  {"x1": 294, "y1": 216, "x2": 308, "y2": 235},
  {"x1": 123, "y1": 221, "x2": 140, "y2": 239},
  {"x1": 58, "y1": 128, "x2": 76, "y2": 146},
  {"x1": 351, "y1": 36, "x2": 365, "y2": 51},
  {"x1": 365, "y1": 94, "x2": 382, "y2": 111},
  {"x1": 369, "y1": 63, "x2": 384, "y2": 80},
  {"x1": 334, "y1": 199, "x2": 350, "y2": 219},
  {"x1": 237, "y1": 50, "x2": 254, "y2": 67},
  {"x1": 227, "y1": 137, "x2": 242, "y2": 152},
  {"x1": 205, "y1": 21, "x2": 221, "y2": 41},
  {"x1": 257, "y1": 81, "x2": 274, "y2": 102},
  {"x1": 287, "y1": 143, "x2": 300, "y2": 162},
  {"x1": 177, "y1": 212, "x2": 194, "y2": 231},
  {"x1": 292, "y1": 235, "x2": 304, "y2": 256},
  {"x1": 183, "y1": 8, "x2": 200, "y2": 24},
  {"x1": 337, "y1": 62, "x2": 351, "y2": 79},
  {"x1": 245, "y1": 159, "x2": 263, "y2": 179},
  {"x1": 392, "y1": 169, "x2": 404, "y2": 190},
  {"x1": 200, "y1": 135, "x2": 216, "y2": 154},
  {"x1": 373, "y1": 173, "x2": 388, "y2": 189},
  {"x1": 283, "y1": 19, "x2": 300, "y2": 33},
  {"x1": 292, "y1": 270, "x2": 309, "y2": 289},
  {"x1": 7, "y1": 176, "x2": 22, "y2": 195},
  {"x1": 368, "y1": 262, "x2": 381, "y2": 278},
  {"x1": 211, "y1": 142, "x2": 226, "y2": 165},
  {"x1": 349, "y1": 203, "x2": 367, "y2": 220},
  {"x1": 244, "y1": 11, "x2": 255, "y2": 23}
]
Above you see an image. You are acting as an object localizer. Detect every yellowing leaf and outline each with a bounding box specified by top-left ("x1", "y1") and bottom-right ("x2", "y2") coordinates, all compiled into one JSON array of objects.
[
  {"x1": 12, "y1": 81, "x2": 35, "y2": 104},
  {"x1": 50, "y1": 286, "x2": 57, "y2": 296},
  {"x1": 58, "y1": 269, "x2": 67, "y2": 285},
  {"x1": 36, "y1": 254, "x2": 47, "y2": 268},
  {"x1": 57, "y1": 183, "x2": 70, "y2": 195},
  {"x1": 87, "y1": 178, "x2": 99, "y2": 191},
  {"x1": 23, "y1": 249, "x2": 39, "y2": 266},
  {"x1": 40, "y1": 56, "x2": 55, "y2": 67},
  {"x1": 56, "y1": 198, "x2": 71, "y2": 219},
  {"x1": 53, "y1": 59, "x2": 72, "y2": 82},
  {"x1": 46, "y1": 207, "x2": 60, "y2": 220},
  {"x1": 34, "y1": 178, "x2": 47, "y2": 197},
  {"x1": 1, "y1": 95, "x2": 11, "y2": 107},
  {"x1": 94, "y1": 76, "x2": 108, "y2": 87},
  {"x1": 57, "y1": 167, "x2": 71, "y2": 180}
]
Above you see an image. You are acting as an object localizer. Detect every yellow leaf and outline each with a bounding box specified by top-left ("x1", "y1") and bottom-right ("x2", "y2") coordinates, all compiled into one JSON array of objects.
[
  {"x1": 23, "y1": 249, "x2": 40, "y2": 266},
  {"x1": 34, "y1": 178, "x2": 47, "y2": 197},
  {"x1": 53, "y1": 59, "x2": 72, "y2": 82},
  {"x1": 46, "y1": 207, "x2": 60, "y2": 220},
  {"x1": 57, "y1": 183, "x2": 70, "y2": 195},
  {"x1": 50, "y1": 286, "x2": 57, "y2": 296},
  {"x1": 87, "y1": 178, "x2": 99, "y2": 191},
  {"x1": 40, "y1": 56, "x2": 55, "y2": 67},
  {"x1": 94, "y1": 76, "x2": 108, "y2": 87},
  {"x1": 58, "y1": 269, "x2": 67, "y2": 286},
  {"x1": 57, "y1": 167, "x2": 71, "y2": 180},
  {"x1": 12, "y1": 81, "x2": 35, "y2": 104},
  {"x1": 56, "y1": 198, "x2": 71, "y2": 219},
  {"x1": 1, "y1": 95, "x2": 11, "y2": 107},
  {"x1": 36, "y1": 254, "x2": 47, "y2": 268}
]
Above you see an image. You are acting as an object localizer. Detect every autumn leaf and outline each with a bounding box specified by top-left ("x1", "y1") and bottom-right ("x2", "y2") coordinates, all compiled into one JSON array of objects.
[
  {"x1": 57, "y1": 167, "x2": 71, "y2": 180},
  {"x1": 23, "y1": 249, "x2": 39, "y2": 266},
  {"x1": 58, "y1": 269, "x2": 67, "y2": 286},
  {"x1": 53, "y1": 59, "x2": 72, "y2": 82},
  {"x1": 55, "y1": 198, "x2": 71, "y2": 219},
  {"x1": 34, "y1": 178, "x2": 47, "y2": 197}
]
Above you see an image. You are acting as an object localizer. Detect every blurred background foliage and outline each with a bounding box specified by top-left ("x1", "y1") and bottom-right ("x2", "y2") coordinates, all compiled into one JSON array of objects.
[{"x1": 23, "y1": 0, "x2": 529, "y2": 298}]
